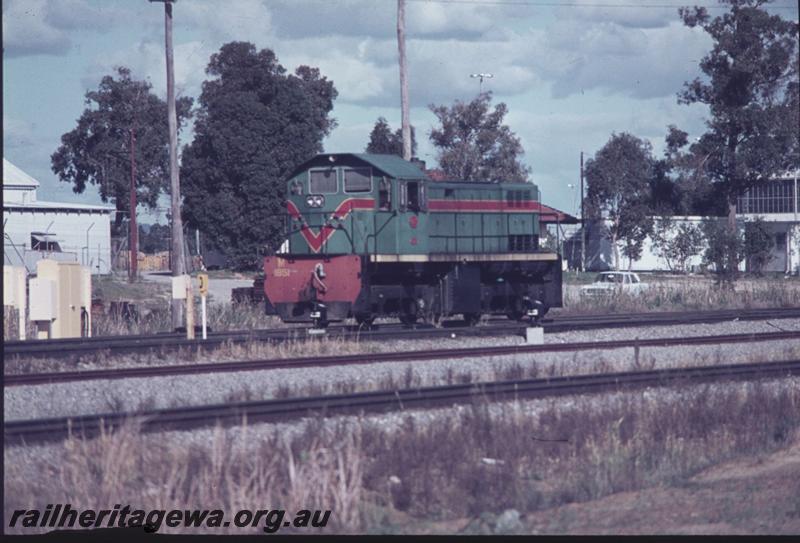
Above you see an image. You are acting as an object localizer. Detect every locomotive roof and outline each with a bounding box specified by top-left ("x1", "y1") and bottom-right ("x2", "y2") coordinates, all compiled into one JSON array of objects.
[{"x1": 290, "y1": 153, "x2": 427, "y2": 180}]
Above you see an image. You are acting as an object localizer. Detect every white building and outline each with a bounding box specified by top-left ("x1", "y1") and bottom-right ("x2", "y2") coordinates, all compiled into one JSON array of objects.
[
  {"x1": 736, "y1": 171, "x2": 799, "y2": 274},
  {"x1": 563, "y1": 171, "x2": 799, "y2": 274},
  {"x1": 3, "y1": 159, "x2": 114, "y2": 274}
]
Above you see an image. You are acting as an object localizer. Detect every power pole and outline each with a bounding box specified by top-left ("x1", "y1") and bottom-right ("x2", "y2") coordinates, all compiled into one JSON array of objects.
[
  {"x1": 580, "y1": 151, "x2": 585, "y2": 273},
  {"x1": 151, "y1": 0, "x2": 186, "y2": 328},
  {"x1": 397, "y1": 0, "x2": 411, "y2": 161},
  {"x1": 129, "y1": 126, "x2": 138, "y2": 282}
]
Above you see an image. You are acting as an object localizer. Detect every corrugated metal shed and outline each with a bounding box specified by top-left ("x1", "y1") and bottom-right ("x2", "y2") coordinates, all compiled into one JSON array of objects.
[{"x1": 3, "y1": 159, "x2": 114, "y2": 274}]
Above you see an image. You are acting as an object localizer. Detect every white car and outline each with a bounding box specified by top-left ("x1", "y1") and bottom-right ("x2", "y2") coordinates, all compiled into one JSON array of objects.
[{"x1": 581, "y1": 271, "x2": 649, "y2": 297}]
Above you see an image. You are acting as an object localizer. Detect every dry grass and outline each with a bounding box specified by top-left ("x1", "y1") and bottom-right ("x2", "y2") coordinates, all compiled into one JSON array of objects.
[
  {"x1": 90, "y1": 300, "x2": 285, "y2": 337},
  {"x1": 558, "y1": 279, "x2": 800, "y2": 316},
  {"x1": 5, "y1": 379, "x2": 799, "y2": 534}
]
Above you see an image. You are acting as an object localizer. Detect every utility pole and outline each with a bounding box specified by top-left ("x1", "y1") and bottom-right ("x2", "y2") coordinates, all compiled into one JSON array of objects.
[
  {"x1": 129, "y1": 126, "x2": 138, "y2": 282},
  {"x1": 151, "y1": 0, "x2": 186, "y2": 328},
  {"x1": 580, "y1": 151, "x2": 585, "y2": 272},
  {"x1": 397, "y1": 0, "x2": 411, "y2": 161}
]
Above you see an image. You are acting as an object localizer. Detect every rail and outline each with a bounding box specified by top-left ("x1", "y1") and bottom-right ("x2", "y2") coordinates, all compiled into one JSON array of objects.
[
  {"x1": 5, "y1": 330, "x2": 798, "y2": 387},
  {"x1": 5, "y1": 307, "x2": 800, "y2": 359},
  {"x1": 5, "y1": 359, "x2": 798, "y2": 444}
]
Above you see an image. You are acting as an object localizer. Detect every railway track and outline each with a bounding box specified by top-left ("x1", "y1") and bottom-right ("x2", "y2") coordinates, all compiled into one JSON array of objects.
[
  {"x1": 6, "y1": 330, "x2": 799, "y2": 387},
  {"x1": 5, "y1": 359, "x2": 798, "y2": 445},
  {"x1": 5, "y1": 307, "x2": 800, "y2": 359}
]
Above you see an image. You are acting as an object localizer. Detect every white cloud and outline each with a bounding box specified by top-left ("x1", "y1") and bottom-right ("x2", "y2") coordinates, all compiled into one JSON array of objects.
[
  {"x1": 180, "y1": 0, "x2": 273, "y2": 44},
  {"x1": 557, "y1": 1, "x2": 678, "y2": 29},
  {"x1": 269, "y1": 0, "x2": 522, "y2": 40},
  {"x1": 2, "y1": 0, "x2": 122, "y2": 57},
  {"x1": 3, "y1": 117, "x2": 37, "y2": 149},
  {"x1": 81, "y1": 39, "x2": 213, "y2": 104},
  {"x1": 530, "y1": 21, "x2": 711, "y2": 99}
]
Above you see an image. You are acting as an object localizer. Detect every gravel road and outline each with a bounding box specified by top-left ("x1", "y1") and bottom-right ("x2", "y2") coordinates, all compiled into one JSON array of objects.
[
  {"x1": 141, "y1": 271, "x2": 253, "y2": 304},
  {"x1": 5, "y1": 318, "x2": 800, "y2": 422}
]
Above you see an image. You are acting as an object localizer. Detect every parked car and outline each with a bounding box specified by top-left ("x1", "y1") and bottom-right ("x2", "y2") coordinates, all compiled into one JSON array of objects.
[{"x1": 581, "y1": 271, "x2": 649, "y2": 297}]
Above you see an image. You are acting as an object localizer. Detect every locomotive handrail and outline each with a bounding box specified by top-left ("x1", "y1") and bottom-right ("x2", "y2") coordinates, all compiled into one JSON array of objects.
[{"x1": 365, "y1": 211, "x2": 397, "y2": 255}]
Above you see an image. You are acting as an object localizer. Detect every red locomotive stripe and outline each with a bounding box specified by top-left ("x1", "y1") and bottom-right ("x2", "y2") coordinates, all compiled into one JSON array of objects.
[
  {"x1": 428, "y1": 199, "x2": 542, "y2": 212},
  {"x1": 287, "y1": 198, "x2": 374, "y2": 253}
]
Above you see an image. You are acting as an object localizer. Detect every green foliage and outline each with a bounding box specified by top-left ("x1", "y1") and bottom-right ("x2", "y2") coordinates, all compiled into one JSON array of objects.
[
  {"x1": 743, "y1": 217, "x2": 774, "y2": 275},
  {"x1": 181, "y1": 42, "x2": 337, "y2": 270},
  {"x1": 651, "y1": 217, "x2": 705, "y2": 273},
  {"x1": 51, "y1": 67, "x2": 192, "y2": 234},
  {"x1": 138, "y1": 224, "x2": 171, "y2": 254},
  {"x1": 701, "y1": 219, "x2": 743, "y2": 281},
  {"x1": 365, "y1": 117, "x2": 417, "y2": 157},
  {"x1": 585, "y1": 133, "x2": 655, "y2": 270},
  {"x1": 659, "y1": 126, "x2": 728, "y2": 216},
  {"x1": 428, "y1": 92, "x2": 530, "y2": 183},
  {"x1": 678, "y1": 0, "x2": 799, "y2": 209}
]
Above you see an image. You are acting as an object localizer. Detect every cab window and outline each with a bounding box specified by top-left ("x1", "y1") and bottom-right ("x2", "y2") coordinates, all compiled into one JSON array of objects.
[
  {"x1": 407, "y1": 182, "x2": 420, "y2": 211},
  {"x1": 344, "y1": 168, "x2": 372, "y2": 193},
  {"x1": 309, "y1": 169, "x2": 337, "y2": 194},
  {"x1": 400, "y1": 180, "x2": 426, "y2": 212}
]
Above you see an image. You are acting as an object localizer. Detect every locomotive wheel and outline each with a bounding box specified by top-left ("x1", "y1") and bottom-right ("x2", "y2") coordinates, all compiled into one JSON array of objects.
[
  {"x1": 463, "y1": 313, "x2": 481, "y2": 326},
  {"x1": 399, "y1": 314, "x2": 418, "y2": 326},
  {"x1": 423, "y1": 312, "x2": 442, "y2": 326},
  {"x1": 355, "y1": 315, "x2": 375, "y2": 328}
]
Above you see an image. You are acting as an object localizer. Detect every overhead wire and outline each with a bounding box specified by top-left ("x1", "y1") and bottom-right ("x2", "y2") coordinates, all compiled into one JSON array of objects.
[{"x1": 402, "y1": 0, "x2": 797, "y2": 9}]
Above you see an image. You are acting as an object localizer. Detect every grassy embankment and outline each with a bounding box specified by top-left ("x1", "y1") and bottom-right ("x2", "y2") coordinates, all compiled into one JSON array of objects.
[{"x1": 4, "y1": 379, "x2": 798, "y2": 534}]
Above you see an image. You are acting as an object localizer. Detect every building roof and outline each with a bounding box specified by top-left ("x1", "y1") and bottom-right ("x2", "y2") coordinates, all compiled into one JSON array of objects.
[
  {"x1": 4, "y1": 200, "x2": 114, "y2": 213},
  {"x1": 539, "y1": 204, "x2": 579, "y2": 224},
  {"x1": 3, "y1": 158, "x2": 40, "y2": 188}
]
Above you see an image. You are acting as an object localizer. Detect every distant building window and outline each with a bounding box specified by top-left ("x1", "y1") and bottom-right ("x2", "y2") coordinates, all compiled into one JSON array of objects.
[
  {"x1": 31, "y1": 233, "x2": 61, "y2": 252},
  {"x1": 776, "y1": 233, "x2": 787, "y2": 250},
  {"x1": 309, "y1": 170, "x2": 337, "y2": 194},
  {"x1": 737, "y1": 178, "x2": 796, "y2": 214},
  {"x1": 344, "y1": 168, "x2": 372, "y2": 193}
]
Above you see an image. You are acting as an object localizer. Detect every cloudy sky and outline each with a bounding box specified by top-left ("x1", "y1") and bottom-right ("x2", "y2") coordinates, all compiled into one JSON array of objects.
[{"x1": 4, "y1": 0, "x2": 798, "y2": 220}]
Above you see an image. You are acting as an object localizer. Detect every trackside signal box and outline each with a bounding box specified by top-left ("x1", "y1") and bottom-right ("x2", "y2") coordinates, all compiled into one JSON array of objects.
[{"x1": 29, "y1": 260, "x2": 91, "y2": 339}]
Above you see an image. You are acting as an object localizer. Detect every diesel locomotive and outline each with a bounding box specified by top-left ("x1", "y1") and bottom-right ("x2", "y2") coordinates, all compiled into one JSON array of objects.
[{"x1": 263, "y1": 153, "x2": 562, "y2": 327}]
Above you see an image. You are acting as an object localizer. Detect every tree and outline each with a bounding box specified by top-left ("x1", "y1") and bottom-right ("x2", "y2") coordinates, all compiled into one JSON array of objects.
[
  {"x1": 365, "y1": 117, "x2": 417, "y2": 157},
  {"x1": 585, "y1": 133, "x2": 656, "y2": 270},
  {"x1": 429, "y1": 92, "x2": 530, "y2": 183},
  {"x1": 51, "y1": 67, "x2": 193, "y2": 235},
  {"x1": 661, "y1": 125, "x2": 728, "y2": 216},
  {"x1": 702, "y1": 219, "x2": 743, "y2": 282},
  {"x1": 678, "y1": 0, "x2": 799, "y2": 272},
  {"x1": 138, "y1": 223, "x2": 171, "y2": 254},
  {"x1": 652, "y1": 216, "x2": 705, "y2": 273},
  {"x1": 743, "y1": 217, "x2": 774, "y2": 274},
  {"x1": 181, "y1": 42, "x2": 337, "y2": 269}
]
